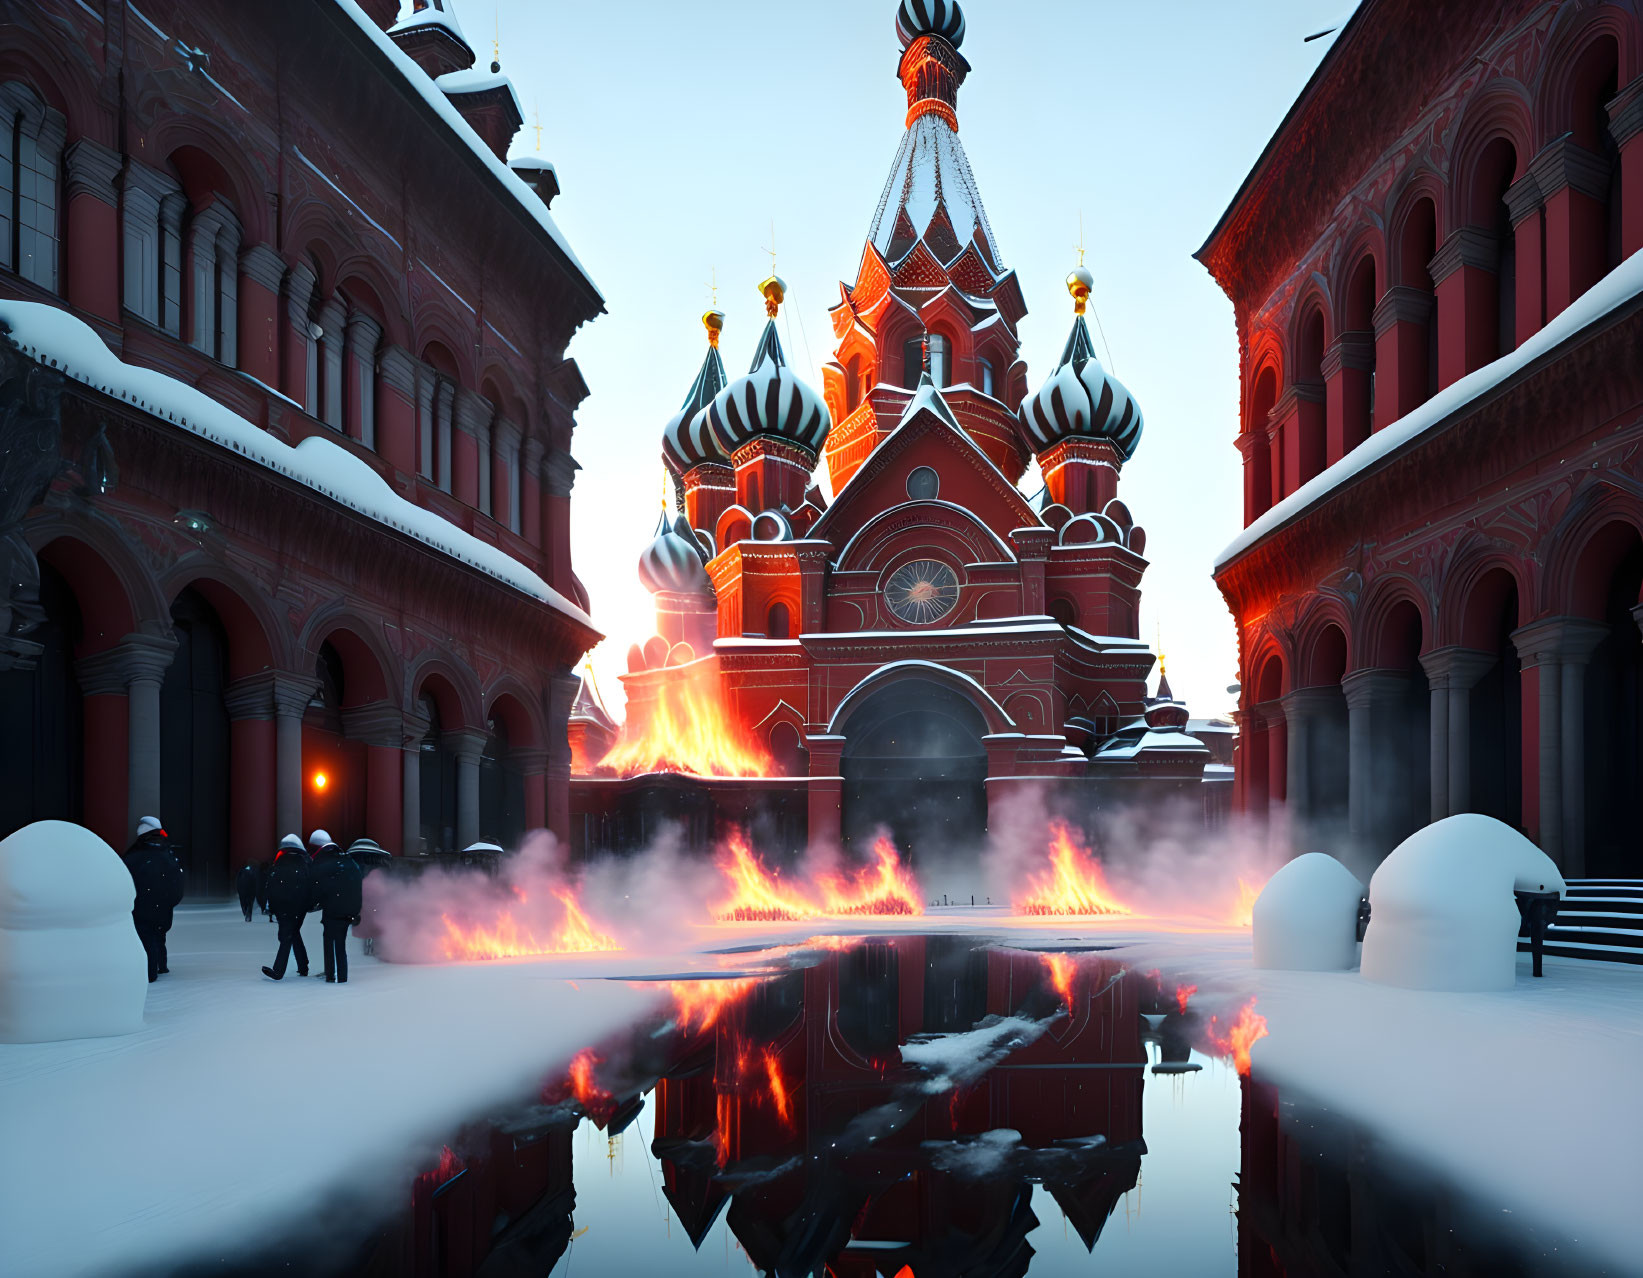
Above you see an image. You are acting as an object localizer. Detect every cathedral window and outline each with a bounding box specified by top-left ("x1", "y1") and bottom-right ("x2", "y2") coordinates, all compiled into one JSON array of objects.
[
  {"x1": 0, "y1": 82, "x2": 65, "y2": 293},
  {"x1": 979, "y1": 357, "x2": 996, "y2": 397}
]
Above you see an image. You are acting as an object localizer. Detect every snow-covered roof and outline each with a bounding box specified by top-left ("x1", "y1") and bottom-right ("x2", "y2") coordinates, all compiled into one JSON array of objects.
[
  {"x1": 434, "y1": 68, "x2": 524, "y2": 120},
  {"x1": 1094, "y1": 727, "x2": 1211, "y2": 760},
  {"x1": 389, "y1": 1, "x2": 466, "y2": 43},
  {"x1": 509, "y1": 155, "x2": 557, "y2": 175},
  {"x1": 867, "y1": 111, "x2": 1000, "y2": 271},
  {"x1": 336, "y1": 0, "x2": 600, "y2": 301},
  {"x1": 1, "y1": 300, "x2": 597, "y2": 632},
  {"x1": 1217, "y1": 247, "x2": 1643, "y2": 569}
]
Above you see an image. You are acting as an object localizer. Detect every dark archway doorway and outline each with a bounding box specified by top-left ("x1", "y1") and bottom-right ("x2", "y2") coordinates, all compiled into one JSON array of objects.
[
  {"x1": 161, "y1": 587, "x2": 231, "y2": 896},
  {"x1": 0, "y1": 562, "x2": 84, "y2": 837},
  {"x1": 1583, "y1": 536, "x2": 1643, "y2": 877},
  {"x1": 840, "y1": 678, "x2": 988, "y2": 863}
]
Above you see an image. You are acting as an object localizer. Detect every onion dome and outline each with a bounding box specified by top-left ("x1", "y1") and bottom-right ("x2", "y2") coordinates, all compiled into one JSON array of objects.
[
  {"x1": 897, "y1": 0, "x2": 965, "y2": 49},
  {"x1": 662, "y1": 309, "x2": 730, "y2": 475},
  {"x1": 1018, "y1": 268, "x2": 1143, "y2": 460},
  {"x1": 705, "y1": 278, "x2": 831, "y2": 458},
  {"x1": 637, "y1": 511, "x2": 711, "y2": 595},
  {"x1": 1145, "y1": 664, "x2": 1191, "y2": 731}
]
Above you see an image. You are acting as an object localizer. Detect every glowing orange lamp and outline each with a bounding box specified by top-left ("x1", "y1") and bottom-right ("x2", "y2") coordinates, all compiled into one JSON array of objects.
[{"x1": 312, "y1": 771, "x2": 328, "y2": 791}]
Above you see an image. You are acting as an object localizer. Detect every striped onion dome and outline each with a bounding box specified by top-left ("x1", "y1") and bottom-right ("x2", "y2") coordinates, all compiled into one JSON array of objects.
[
  {"x1": 897, "y1": 0, "x2": 965, "y2": 48},
  {"x1": 1018, "y1": 293, "x2": 1143, "y2": 461},
  {"x1": 661, "y1": 309, "x2": 730, "y2": 474},
  {"x1": 637, "y1": 512, "x2": 711, "y2": 595},
  {"x1": 706, "y1": 317, "x2": 831, "y2": 459}
]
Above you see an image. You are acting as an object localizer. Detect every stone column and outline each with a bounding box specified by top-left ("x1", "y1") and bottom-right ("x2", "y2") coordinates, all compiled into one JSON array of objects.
[
  {"x1": 73, "y1": 646, "x2": 138, "y2": 851},
  {"x1": 1509, "y1": 618, "x2": 1604, "y2": 870},
  {"x1": 63, "y1": 137, "x2": 122, "y2": 321},
  {"x1": 447, "y1": 728, "x2": 489, "y2": 849},
  {"x1": 376, "y1": 345, "x2": 418, "y2": 474},
  {"x1": 282, "y1": 261, "x2": 317, "y2": 409},
  {"x1": 543, "y1": 449, "x2": 579, "y2": 594},
  {"x1": 545, "y1": 670, "x2": 580, "y2": 843},
  {"x1": 1372, "y1": 286, "x2": 1435, "y2": 428},
  {"x1": 1341, "y1": 669, "x2": 1410, "y2": 856},
  {"x1": 1504, "y1": 170, "x2": 1545, "y2": 348},
  {"x1": 1530, "y1": 134, "x2": 1614, "y2": 321},
  {"x1": 1241, "y1": 704, "x2": 1270, "y2": 817},
  {"x1": 493, "y1": 418, "x2": 521, "y2": 531},
  {"x1": 343, "y1": 311, "x2": 382, "y2": 448},
  {"x1": 272, "y1": 675, "x2": 316, "y2": 841},
  {"x1": 1269, "y1": 383, "x2": 1324, "y2": 496},
  {"x1": 342, "y1": 700, "x2": 407, "y2": 852},
  {"x1": 223, "y1": 674, "x2": 278, "y2": 864},
  {"x1": 401, "y1": 705, "x2": 429, "y2": 857},
  {"x1": 1430, "y1": 228, "x2": 1500, "y2": 389},
  {"x1": 1419, "y1": 647, "x2": 1496, "y2": 819},
  {"x1": 73, "y1": 635, "x2": 177, "y2": 841},
  {"x1": 452, "y1": 387, "x2": 490, "y2": 508},
  {"x1": 520, "y1": 438, "x2": 545, "y2": 547},
  {"x1": 1321, "y1": 333, "x2": 1374, "y2": 461},
  {"x1": 1281, "y1": 687, "x2": 1340, "y2": 845},
  {"x1": 806, "y1": 734, "x2": 846, "y2": 851},
  {"x1": 1257, "y1": 698, "x2": 1287, "y2": 809},
  {"x1": 1009, "y1": 527, "x2": 1054, "y2": 617},
  {"x1": 1609, "y1": 79, "x2": 1643, "y2": 259},
  {"x1": 316, "y1": 297, "x2": 347, "y2": 430},
  {"x1": 237, "y1": 244, "x2": 286, "y2": 391},
  {"x1": 512, "y1": 746, "x2": 550, "y2": 833}
]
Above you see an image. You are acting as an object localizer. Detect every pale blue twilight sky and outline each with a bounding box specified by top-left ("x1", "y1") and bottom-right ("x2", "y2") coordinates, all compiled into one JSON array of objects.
[{"x1": 464, "y1": 0, "x2": 1353, "y2": 721}]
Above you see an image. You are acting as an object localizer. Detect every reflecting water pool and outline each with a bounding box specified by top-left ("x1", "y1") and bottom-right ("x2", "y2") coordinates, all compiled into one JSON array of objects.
[{"x1": 170, "y1": 937, "x2": 1607, "y2": 1277}]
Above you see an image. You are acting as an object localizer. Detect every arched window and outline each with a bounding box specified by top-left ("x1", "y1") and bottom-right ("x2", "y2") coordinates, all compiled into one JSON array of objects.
[
  {"x1": 1568, "y1": 36, "x2": 1622, "y2": 283},
  {"x1": 418, "y1": 345, "x2": 458, "y2": 491},
  {"x1": 928, "y1": 333, "x2": 949, "y2": 387},
  {"x1": 900, "y1": 333, "x2": 948, "y2": 389},
  {"x1": 309, "y1": 643, "x2": 346, "y2": 734},
  {"x1": 901, "y1": 336, "x2": 923, "y2": 389},
  {"x1": 767, "y1": 602, "x2": 791, "y2": 639},
  {"x1": 978, "y1": 356, "x2": 996, "y2": 398},
  {"x1": 418, "y1": 691, "x2": 457, "y2": 853},
  {"x1": 1398, "y1": 196, "x2": 1438, "y2": 405},
  {"x1": 1247, "y1": 364, "x2": 1278, "y2": 520},
  {"x1": 1344, "y1": 254, "x2": 1378, "y2": 443},
  {"x1": 1294, "y1": 306, "x2": 1326, "y2": 486},
  {"x1": 1468, "y1": 137, "x2": 1518, "y2": 362},
  {"x1": 0, "y1": 82, "x2": 66, "y2": 292},
  {"x1": 844, "y1": 357, "x2": 862, "y2": 414},
  {"x1": 183, "y1": 198, "x2": 240, "y2": 365},
  {"x1": 341, "y1": 292, "x2": 383, "y2": 448}
]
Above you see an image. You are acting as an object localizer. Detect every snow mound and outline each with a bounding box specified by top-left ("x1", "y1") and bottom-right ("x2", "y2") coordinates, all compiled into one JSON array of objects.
[
  {"x1": 1361, "y1": 815, "x2": 1565, "y2": 992},
  {"x1": 1252, "y1": 852, "x2": 1364, "y2": 971},
  {"x1": 0, "y1": 820, "x2": 146, "y2": 1042}
]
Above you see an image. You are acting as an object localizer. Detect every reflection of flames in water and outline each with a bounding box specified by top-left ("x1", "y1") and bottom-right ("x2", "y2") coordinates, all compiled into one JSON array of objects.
[
  {"x1": 713, "y1": 831, "x2": 924, "y2": 921},
  {"x1": 1175, "y1": 983, "x2": 1197, "y2": 1015},
  {"x1": 763, "y1": 1047, "x2": 794, "y2": 1129},
  {"x1": 1042, "y1": 952, "x2": 1077, "y2": 1007},
  {"x1": 1207, "y1": 998, "x2": 1269, "y2": 1075},
  {"x1": 417, "y1": 1144, "x2": 465, "y2": 1191},
  {"x1": 1230, "y1": 877, "x2": 1261, "y2": 927},
  {"x1": 438, "y1": 886, "x2": 621, "y2": 961},
  {"x1": 600, "y1": 662, "x2": 772, "y2": 778},
  {"x1": 666, "y1": 977, "x2": 759, "y2": 1033},
  {"x1": 1015, "y1": 821, "x2": 1132, "y2": 916}
]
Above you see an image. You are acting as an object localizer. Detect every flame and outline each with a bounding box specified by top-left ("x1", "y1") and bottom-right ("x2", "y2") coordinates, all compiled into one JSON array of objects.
[
  {"x1": 437, "y1": 885, "x2": 621, "y2": 961},
  {"x1": 1014, "y1": 822, "x2": 1132, "y2": 916},
  {"x1": 667, "y1": 977, "x2": 758, "y2": 1034},
  {"x1": 1207, "y1": 998, "x2": 1269, "y2": 1076},
  {"x1": 566, "y1": 1048, "x2": 614, "y2": 1120},
  {"x1": 1042, "y1": 952, "x2": 1077, "y2": 1007},
  {"x1": 600, "y1": 660, "x2": 772, "y2": 778},
  {"x1": 714, "y1": 832, "x2": 816, "y2": 922},
  {"x1": 1174, "y1": 983, "x2": 1197, "y2": 1015},
  {"x1": 418, "y1": 1144, "x2": 465, "y2": 1190},
  {"x1": 816, "y1": 837, "x2": 923, "y2": 916},
  {"x1": 1230, "y1": 877, "x2": 1261, "y2": 927},
  {"x1": 763, "y1": 1047, "x2": 794, "y2": 1129}
]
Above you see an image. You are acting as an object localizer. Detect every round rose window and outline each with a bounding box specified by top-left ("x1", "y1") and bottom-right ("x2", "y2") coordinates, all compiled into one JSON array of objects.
[{"x1": 884, "y1": 559, "x2": 960, "y2": 625}]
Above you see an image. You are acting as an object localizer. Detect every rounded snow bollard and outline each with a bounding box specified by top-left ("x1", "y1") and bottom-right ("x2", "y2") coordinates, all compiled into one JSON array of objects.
[
  {"x1": 0, "y1": 820, "x2": 148, "y2": 1042},
  {"x1": 1252, "y1": 852, "x2": 1365, "y2": 970},
  {"x1": 1361, "y1": 814, "x2": 1565, "y2": 993}
]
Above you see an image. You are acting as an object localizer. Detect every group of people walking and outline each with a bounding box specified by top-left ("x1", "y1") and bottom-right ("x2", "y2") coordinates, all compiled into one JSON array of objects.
[{"x1": 122, "y1": 819, "x2": 367, "y2": 985}]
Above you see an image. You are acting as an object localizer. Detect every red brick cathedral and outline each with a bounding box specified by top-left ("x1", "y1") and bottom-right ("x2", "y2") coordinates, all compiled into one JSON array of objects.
[{"x1": 604, "y1": 0, "x2": 1219, "y2": 855}]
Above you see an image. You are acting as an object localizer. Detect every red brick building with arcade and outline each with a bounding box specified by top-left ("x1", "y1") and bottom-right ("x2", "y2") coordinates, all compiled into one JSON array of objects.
[
  {"x1": 580, "y1": 0, "x2": 1222, "y2": 858},
  {"x1": 1202, "y1": 0, "x2": 1643, "y2": 880},
  {"x1": 0, "y1": 0, "x2": 603, "y2": 894}
]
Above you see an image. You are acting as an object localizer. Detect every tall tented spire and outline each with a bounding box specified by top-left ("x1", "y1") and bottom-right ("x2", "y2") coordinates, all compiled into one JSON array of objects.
[
  {"x1": 662, "y1": 309, "x2": 731, "y2": 476},
  {"x1": 867, "y1": 0, "x2": 1001, "y2": 270}
]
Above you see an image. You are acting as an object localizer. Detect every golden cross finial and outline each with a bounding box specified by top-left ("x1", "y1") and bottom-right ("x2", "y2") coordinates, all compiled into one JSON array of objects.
[
  {"x1": 532, "y1": 104, "x2": 542, "y2": 152},
  {"x1": 706, "y1": 266, "x2": 719, "y2": 309},
  {"x1": 493, "y1": 10, "x2": 500, "y2": 63},
  {"x1": 1156, "y1": 621, "x2": 1166, "y2": 676},
  {"x1": 1075, "y1": 212, "x2": 1086, "y2": 269},
  {"x1": 661, "y1": 468, "x2": 668, "y2": 510},
  {"x1": 762, "y1": 221, "x2": 777, "y2": 277}
]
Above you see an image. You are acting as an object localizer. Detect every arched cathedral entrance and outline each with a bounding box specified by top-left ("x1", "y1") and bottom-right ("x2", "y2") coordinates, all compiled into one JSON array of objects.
[{"x1": 839, "y1": 679, "x2": 988, "y2": 863}]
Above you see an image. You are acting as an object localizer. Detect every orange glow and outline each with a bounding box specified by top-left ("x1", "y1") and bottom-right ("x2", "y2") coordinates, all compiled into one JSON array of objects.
[
  {"x1": 417, "y1": 1144, "x2": 464, "y2": 1190},
  {"x1": 600, "y1": 662, "x2": 772, "y2": 778},
  {"x1": 816, "y1": 837, "x2": 923, "y2": 916},
  {"x1": 763, "y1": 1047, "x2": 794, "y2": 1129},
  {"x1": 312, "y1": 771, "x2": 328, "y2": 791},
  {"x1": 1174, "y1": 983, "x2": 1197, "y2": 1015},
  {"x1": 712, "y1": 831, "x2": 925, "y2": 921},
  {"x1": 1014, "y1": 822, "x2": 1132, "y2": 917},
  {"x1": 666, "y1": 977, "x2": 758, "y2": 1034},
  {"x1": 1230, "y1": 877, "x2": 1262, "y2": 927},
  {"x1": 1207, "y1": 998, "x2": 1269, "y2": 1076},
  {"x1": 714, "y1": 832, "x2": 816, "y2": 922},
  {"x1": 1042, "y1": 952, "x2": 1077, "y2": 1007},
  {"x1": 437, "y1": 885, "x2": 621, "y2": 961},
  {"x1": 566, "y1": 1047, "x2": 616, "y2": 1123}
]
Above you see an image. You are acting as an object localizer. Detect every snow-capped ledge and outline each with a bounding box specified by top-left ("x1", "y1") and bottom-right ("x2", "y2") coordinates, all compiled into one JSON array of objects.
[
  {"x1": 1216, "y1": 247, "x2": 1643, "y2": 571},
  {"x1": 0, "y1": 300, "x2": 597, "y2": 632},
  {"x1": 335, "y1": 0, "x2": 599, "y2": 301}
]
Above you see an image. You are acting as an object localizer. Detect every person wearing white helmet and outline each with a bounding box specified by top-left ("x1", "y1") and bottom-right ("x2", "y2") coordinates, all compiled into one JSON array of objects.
[{"x1": 123, "y1": 817, "x2": 184, "y2": 982}]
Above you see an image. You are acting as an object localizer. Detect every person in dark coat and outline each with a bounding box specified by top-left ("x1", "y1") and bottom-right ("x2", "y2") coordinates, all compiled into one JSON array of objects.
[
  {"x1": 261, "y1": 839, "x2": 315, "y2": 981},
  {"x1": 309, "y1": 835, "x2": 363, "y2": 983},
  {"x1": 235, "y1": 863, "x2": 257, "y2": 922},
  {"x1": 124, "y1": 816, "x2": 186, "y2": 982},
  {"x1": 255, "y1": 858, "x2": 274, "y2": 920}
]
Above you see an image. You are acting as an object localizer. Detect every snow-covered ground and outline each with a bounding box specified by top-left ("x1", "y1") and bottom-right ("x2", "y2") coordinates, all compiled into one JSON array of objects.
[{"x1": 3, "y1": 904, "x2": 1640, "y2": 1276}]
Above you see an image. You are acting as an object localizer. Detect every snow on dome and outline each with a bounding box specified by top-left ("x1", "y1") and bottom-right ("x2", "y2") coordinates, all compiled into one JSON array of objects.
[
  {"x1": 896, "y1": 0, "x2": 966, "y2": 49},
  {"x1": 1252, "y1": 852, "x2": 1365, "y2": 971},
  {"x1": 0, "y1": 821, "x2": 147, "y2": 1043},
  {"x1": 868, "y1": 112, "x2": 1000, "y2": 269},
  {"x1": 1019, "y1": 313, "x2": 1143, "y2": 460},
  {"x1": 637, "y1": 512, "x2": 711, "y2": 595},
  {"x1": 1362, "y1": 814, "x2": 1566, "y2": 993},
  {"x1": 706, "y1": 319, "x2": 830, "y2": 459}
]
